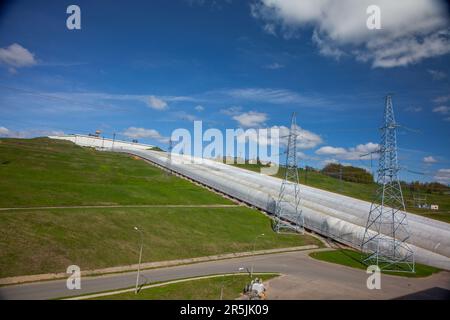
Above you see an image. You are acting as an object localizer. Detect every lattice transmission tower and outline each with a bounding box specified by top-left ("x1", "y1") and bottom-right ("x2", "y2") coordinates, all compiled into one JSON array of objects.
[
  {"x1": 361, "y1": 95, "x2": 415, "y2": 272},
  {"x1": 273, "y1": 112, "x2": 304, "y2": 234}
]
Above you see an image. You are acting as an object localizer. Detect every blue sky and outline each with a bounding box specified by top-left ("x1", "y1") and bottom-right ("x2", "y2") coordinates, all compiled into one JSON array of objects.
[{"x1": 0, "y1": 0, "x2": 449, "y2": 184}]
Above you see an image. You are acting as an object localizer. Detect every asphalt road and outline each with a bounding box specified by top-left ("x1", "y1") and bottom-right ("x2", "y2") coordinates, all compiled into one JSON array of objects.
[{"x1": 1, "y1": 250, "x2": 449, "y2": 300}]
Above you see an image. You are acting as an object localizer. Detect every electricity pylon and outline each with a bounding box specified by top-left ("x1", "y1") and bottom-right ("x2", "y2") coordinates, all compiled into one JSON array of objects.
[
  {"x1": 273, "y1": 112, "x2": 304, "y2": 234},
  {"x1": 361, "y1": 95, "x2": 415, "y2": 272},
  {"x1": 166, "y1": 138, "x2": 173, "y2": 176}
]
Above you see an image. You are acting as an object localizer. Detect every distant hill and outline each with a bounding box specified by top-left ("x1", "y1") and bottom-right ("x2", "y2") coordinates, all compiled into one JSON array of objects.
[
  {"x1": 321, "y1": 163, "x2": 373, "y2": 184},
  {"x1": 148, "y1": 146, "x2": 165, "y2": 152}
]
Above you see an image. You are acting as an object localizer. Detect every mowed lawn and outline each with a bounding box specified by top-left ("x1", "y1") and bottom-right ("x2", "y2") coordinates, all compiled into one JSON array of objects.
[
  {"x1": 0, "y1": 207, "x2": 321, "y2": 278},
  {"x1": 232, "y1": 163, "x2": 450, "y2": 223},
  {"x1": 309, "y1": 249, "x2": 440, "y2": 278},
  {"x1": 0, "y1": 137, "x2": 230, "y2": 207},
  {"x1": 91, "y1": 273, "x2": 278, "y2": 300}
]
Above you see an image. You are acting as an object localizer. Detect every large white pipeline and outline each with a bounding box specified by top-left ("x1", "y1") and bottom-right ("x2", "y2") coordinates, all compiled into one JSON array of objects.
[{"x1": 118, "y1": 149, "x2": 450, "y2": 270}]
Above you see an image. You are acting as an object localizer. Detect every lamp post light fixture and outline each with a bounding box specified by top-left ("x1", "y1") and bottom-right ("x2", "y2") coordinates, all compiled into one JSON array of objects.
[
  {"x1": 134, "y1": 226, "x2": 144, "y2": 294},
  {"x1": 238, "y1": 267, "x2": 251, "y2": 278},
  {"x1": 250, "y1": 233, "x2": 265, "y2": 279},
  {"x1": 220, "y1": 274, "x2": 225, "y2": 300}
]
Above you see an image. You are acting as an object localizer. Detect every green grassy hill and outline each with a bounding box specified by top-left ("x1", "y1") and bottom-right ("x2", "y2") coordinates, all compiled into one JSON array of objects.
[
  {"x1": 0, "y1": 137, "x2": 229, "y2": 207},
  {"x1": 232, "y1": 163, "x2": 450, "y2": 223},
  {"x1": 0, "y1": 138, "x2": 321, "y2": 278},
  {"x1": 309, "y1": 249, "x2": 440, "y2": 278}
]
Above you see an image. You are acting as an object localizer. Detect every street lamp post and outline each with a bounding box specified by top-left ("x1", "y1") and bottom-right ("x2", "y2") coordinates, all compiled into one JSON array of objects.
[
  {"x1": 238, "y1": 267, "x2": 251, "y2": 277},
  {"x1": 220, "y1": 274, "x2": 224, "y2": 300},
  {"x1": 112, "y1": 132, "x2": 116, "y2": 150},
  {"x1": 250, "y1": 233, "x2": 264, "y2": 279},
  {"x1": 134, "y1": 226, "x2": 143, "y2": 294}
]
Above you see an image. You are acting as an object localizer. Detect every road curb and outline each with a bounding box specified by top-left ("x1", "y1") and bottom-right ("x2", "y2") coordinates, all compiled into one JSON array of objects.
[{"x1": 0, "y1": 245, "x2": 318, "y2": 286}]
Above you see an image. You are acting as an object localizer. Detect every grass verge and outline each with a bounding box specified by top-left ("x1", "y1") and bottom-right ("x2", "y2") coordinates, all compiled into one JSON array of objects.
[
  {"x1": 91, "y1": 273, "x2": 279, "y2": 300},
  {"x1": 309, "y1": 249, "x2": 441, "y2": 278}
]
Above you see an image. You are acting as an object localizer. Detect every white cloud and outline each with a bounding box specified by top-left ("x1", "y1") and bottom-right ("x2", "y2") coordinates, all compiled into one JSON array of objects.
[
  {"x1": 226, "y1": 88, "x2": 327, "y2": 106},
  {"x1": 0, "y1": 43, "x2": 37, "y2": 72},
  {"x1": 49, "y1": 92, "x2": 192, "y2": 111},
  {"x1": 365, "y1": 30, "x2": 450, "y2": 68},
  {"x1": 312, "y1": 29, "x2": 346, "y2": 60},
  {"x1": 277, "y1": 124, "x2": 323, "y2": 149},
  {"x1": 233, "y1": 111, "x2": 268, "y2": 127},
  {"x1": 434, "y1": 168, "x2": 450, "y2": 184},
  {"x1": 147, "y1": 95, "x2": 168, "y2": 110},
  {"x1": 433, "y1": 94, "x2": 450, "y2": 104},
  {"x1": 296, "y1": 151, "x2": 309, "y2": 160},
  {"x1": 263, "y1": 62, "x2": 285, "y2": 69},
  {"x1": 428, "y1": 69, "x2": 447, "y2": 80},
  {"x1": 263, "y1": 23, "x2": 277, "y2": 36},
  {"x1": 194, "y1": 105, "x2": 204, "y2": 111},
  {"x1": 236, "y1": 129, "x2": 271, "y2": 146},
  {"x1": 0, "y1": 126, "x2": 64, "y2": 138},
  {"x1": 220, "y1": 106, "x2": 242, "y2": 116},
  {"x1": 0, "y1": 126, "x2": 11, "y2": 136},
  {"x1": 122, "y1": 127, "x2": 169, "y2": 143},
  {"x1": 173, "y1": 111, "x2": 198, "y2": 122},
  {"x1": 423, "y1": 156, "x2": 438, "y2": 163},
  {"x1": 315, "y1": 142, "x2": 379, "y2": 160},
  {"x1": 322, "y1": 158, "x2": 339, "y2": 166},
  {"x1": 235, "y1": 124, "x2": 322, "y2": 150},
  {"x1": 433, "y1": 105, "x2": 450, "y2": 114},
  {"x1": 317, "y1": 146, "x2": 347, "y2": 156},
  {"x1": 122, "y1": 127, "x2": 168, "y2": 143},
  {"x1": 251, "y1": 0, "x2": 450, "y2": 68}
]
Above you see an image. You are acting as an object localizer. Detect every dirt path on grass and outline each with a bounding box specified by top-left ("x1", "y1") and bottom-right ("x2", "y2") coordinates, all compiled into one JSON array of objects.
[{"x1": 0, "y1": 204, "x2": 242, "y2": 211}]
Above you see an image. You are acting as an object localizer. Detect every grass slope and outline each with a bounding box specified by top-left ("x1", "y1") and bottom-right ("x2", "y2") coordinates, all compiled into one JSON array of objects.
[
  {"x1": 309, "y1": 249, "x2": 440, "y2": 278},
  {"x1": 92, "y1": 274, "x2": 278, "y2": 300},
  {"x1": 0, "y1": 137, "x2": 230, "y2": 207},
  {"x1": 0, "y1": 207, "x2": 321, "y2": 278},
  {"x1": 232, "y1": 163, "x2": 450, "y2": 223}
]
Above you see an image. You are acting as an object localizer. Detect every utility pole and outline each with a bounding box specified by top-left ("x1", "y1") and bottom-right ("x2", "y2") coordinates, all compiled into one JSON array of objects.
[
  {"x1": 112, "y1": 132, "x2": 116, "y2": 150},
  {"x1": 361, "y1": 151, "x2": 375, "y2": 178},
  {"x1": 361, "y1": 95, "x2": 414, "y2": 272},
  {"x1": 250, "y1": 233, "x2": 264, "y2": 279},
  {"x1": 220, "y1": 274, "x2": 224, "y2": 300},
  {"x1": 273, "y1": 112, "x2": 304, "y2": 234},
  {"x1": 304, "y1": 166, "x2": 308, "y2": 185},
  {"x1": 166, "y1": 138, "x2": 173, "y2": 176},
  {"x1": 134, "y1": 226, "x2": 144, "y2": 294}
]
